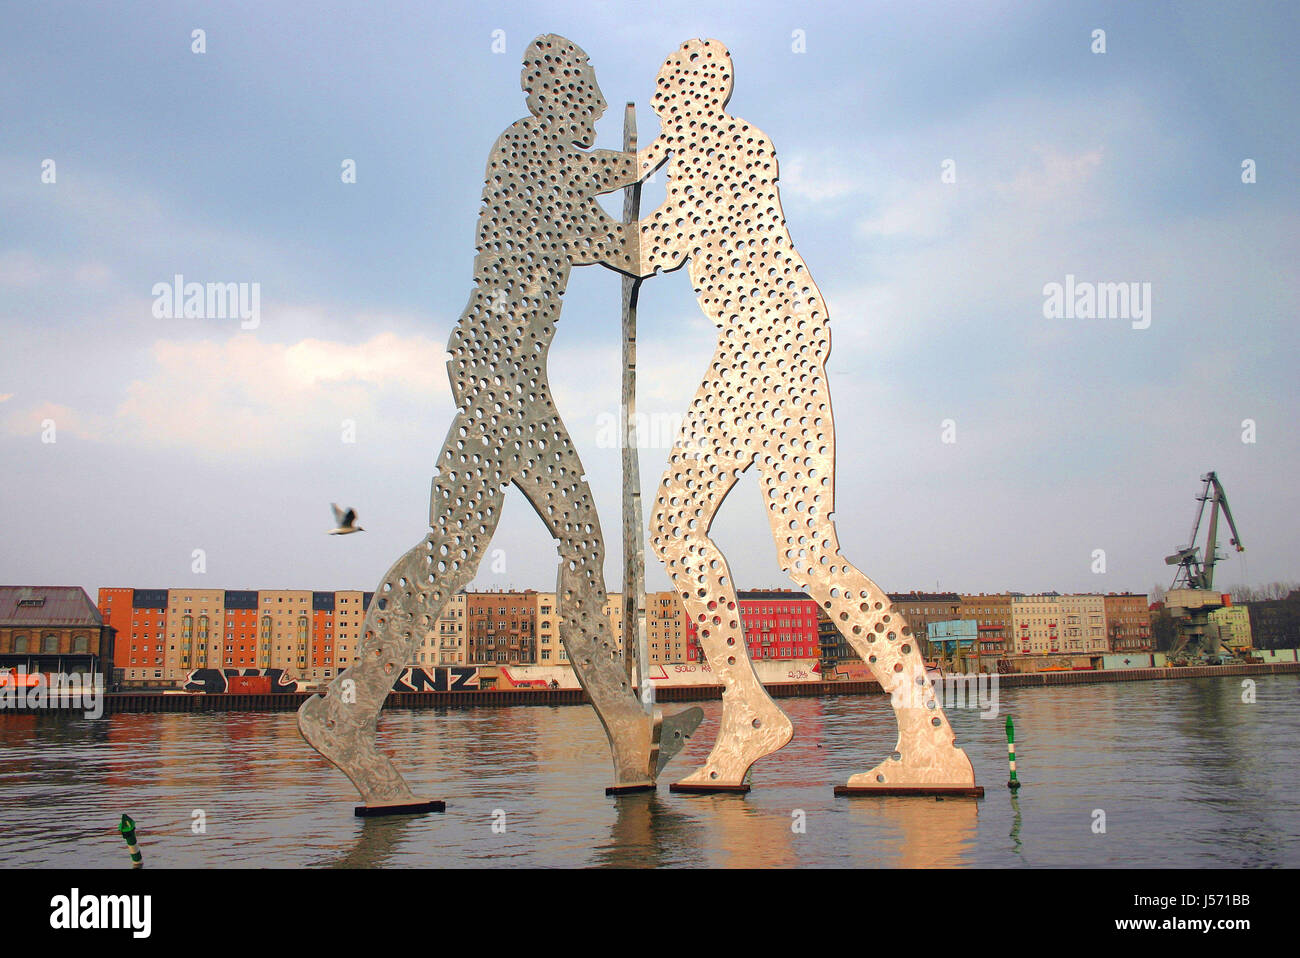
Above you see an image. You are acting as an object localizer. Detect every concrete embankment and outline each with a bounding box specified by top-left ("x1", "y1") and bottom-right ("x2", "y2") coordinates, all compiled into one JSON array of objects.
[{"x1": 22, "y1": 660, "x2": 1293, "y2": 715}]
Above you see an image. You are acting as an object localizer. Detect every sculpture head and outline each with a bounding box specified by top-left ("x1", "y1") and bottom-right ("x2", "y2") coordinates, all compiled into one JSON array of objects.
[
  {"x1": 651, "y1": 38, "x2": 734, "y2": 122},
  {"x1": 521, "y1": 34, "x2": 607, "y2": 148}
]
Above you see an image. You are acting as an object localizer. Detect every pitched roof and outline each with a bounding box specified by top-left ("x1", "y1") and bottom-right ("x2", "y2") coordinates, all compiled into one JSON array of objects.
[{"x1": 0, "y1": 586, "x2": 103, "y2": 628}]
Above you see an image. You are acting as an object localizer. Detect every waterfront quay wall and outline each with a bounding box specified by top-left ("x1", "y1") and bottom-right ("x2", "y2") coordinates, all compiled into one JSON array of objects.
[{"x1": 25, "y1": 660, "x2": 1295, "y2": 715}]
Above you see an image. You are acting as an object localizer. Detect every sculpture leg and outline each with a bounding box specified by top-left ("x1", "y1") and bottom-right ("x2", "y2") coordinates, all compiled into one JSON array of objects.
[
  {"x1": 650, "y1": 404, "x2": 793, "y2": 790},
  {"x1": 513, "y1": 413, "x2": 700, "y2": 787},
  {"x1": 753, "y1": 391, "x2": 976, "y2": 791},
  {"x1": 299, "y1": 441, "x2": 506, "y2": 809}
]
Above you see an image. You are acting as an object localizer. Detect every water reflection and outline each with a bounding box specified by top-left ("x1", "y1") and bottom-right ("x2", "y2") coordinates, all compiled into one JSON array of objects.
[
  {"x1": 839, "y1": 795, "x2": 978, "y2": 868},
  {"x1": 1008, "y1": 792, "x2": 1024, "y2": 860},
  {"x1": 328, "y1": 817, "x2": 419, "y2": 869},
  {"x1": 592, "y1": 792, "x2": 696, "y2": 868}
]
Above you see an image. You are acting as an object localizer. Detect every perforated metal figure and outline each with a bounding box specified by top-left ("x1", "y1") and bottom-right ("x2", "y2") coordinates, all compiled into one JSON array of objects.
[
  {"x1": 299, "y1": 34, "x2": 699, "y2": 810},
  {"x1": 635, "y1": 39, "x2": 977, "y2": 791}
]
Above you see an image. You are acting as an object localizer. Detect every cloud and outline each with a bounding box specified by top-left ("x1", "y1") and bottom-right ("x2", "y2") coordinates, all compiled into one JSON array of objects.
[
  {"x1": 779, "y1": 152, "x2": 864, "y2": 204},
  {"x1": 73, "y1": 262, "x2": 113, "y2": 285},
  {"x1": 2, "y1": 401, "x2": 104, "y2": 440},
  {"x1": 0, "y1": 251, "x2": 52, "y2": 288},
  {"x1": 11, "y1": 330, "x2": 453, "y2": 459},
  {"x1": 0, "y1": 249, "x2": 117, "y2": 292}
]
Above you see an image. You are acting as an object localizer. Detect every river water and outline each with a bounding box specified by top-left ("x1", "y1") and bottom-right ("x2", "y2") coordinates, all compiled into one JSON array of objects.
[{"x1": 1, "y1": 674, "x2": 1296, "y2": 868}]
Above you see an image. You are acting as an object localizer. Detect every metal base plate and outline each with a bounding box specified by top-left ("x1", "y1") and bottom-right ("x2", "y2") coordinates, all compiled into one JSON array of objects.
[
  {"x1": 669, "y1": 782, "x2": 751, "y2": 794},
  {"x1": 834, "y1": 785, "x2": 984, "y2": 798},
  {"x1": 354, "y1": 800, "x2": 446, "y2": 817},
  {"x1": 605, "y1": 783, "x2": 657, "y2": 795}
]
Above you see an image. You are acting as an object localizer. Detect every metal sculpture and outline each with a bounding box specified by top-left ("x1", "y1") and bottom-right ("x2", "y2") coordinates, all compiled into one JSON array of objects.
[
  {"x1": 635, "y1": 39, "x2": 978, "y2": 794},
  {"x1": 298, "y1": 35, "x2": 701, "y2": 813}
]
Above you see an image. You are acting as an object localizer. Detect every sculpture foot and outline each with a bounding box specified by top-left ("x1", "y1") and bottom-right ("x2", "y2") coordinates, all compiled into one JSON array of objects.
[
  {"x1": 298, "y1": 692, "x2": 421, "y2": 807},
  {"x1": 844, "y1": 743, "x2": 977, "y2": 792},
  {"x1": 672, "y1": 700, "x2": 792, "y2": 790},
  {"x1": 602, "y1": 705, "x2": 657, "y2": 790}
]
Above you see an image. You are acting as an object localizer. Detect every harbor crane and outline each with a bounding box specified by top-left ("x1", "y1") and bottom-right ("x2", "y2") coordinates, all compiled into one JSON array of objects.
[{"x1": 1163, "y1": 471, "x2": 1245, "y2": 661}]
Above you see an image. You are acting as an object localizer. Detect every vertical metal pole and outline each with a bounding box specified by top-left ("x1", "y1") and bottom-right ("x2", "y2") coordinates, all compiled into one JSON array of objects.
[{"x1": 620, "y1": 102, "x2": 650, "y2": 713}]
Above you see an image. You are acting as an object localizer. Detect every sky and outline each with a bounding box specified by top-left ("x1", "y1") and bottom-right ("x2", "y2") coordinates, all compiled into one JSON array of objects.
[{"x1": 1, "y1": 0, "x2": 1296, "y2": 602}]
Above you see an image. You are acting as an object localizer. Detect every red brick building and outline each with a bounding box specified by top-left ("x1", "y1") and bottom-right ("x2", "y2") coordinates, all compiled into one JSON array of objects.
[{"x1": 685, "y1": 589, "x2": 820, "y2": 662}]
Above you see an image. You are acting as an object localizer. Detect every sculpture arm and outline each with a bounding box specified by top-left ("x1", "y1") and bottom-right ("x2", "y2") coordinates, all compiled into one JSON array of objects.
[
  {"x1": 590, "y1": 148, "x2": 639, "y2": 195},
  {"x1": 629, "y1": 135, "x2": 689, "y2": 275},
  {"x1": 637, "y1": 137, "x2": 670, "y2": 181}
]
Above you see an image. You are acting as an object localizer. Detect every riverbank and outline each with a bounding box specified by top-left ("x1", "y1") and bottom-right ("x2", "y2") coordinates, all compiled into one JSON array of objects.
[{"x1": 5, "y1": 660, "x2": 1294, "y2": 714}]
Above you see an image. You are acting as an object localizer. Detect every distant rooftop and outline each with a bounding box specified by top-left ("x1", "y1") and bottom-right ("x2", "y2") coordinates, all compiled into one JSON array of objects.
[
  {"x1": 0, "y1": 586, "x2": 103, "y2": 628},
  {"x1": 888, "y1": 592, "x2": 962, "y2": 602}
]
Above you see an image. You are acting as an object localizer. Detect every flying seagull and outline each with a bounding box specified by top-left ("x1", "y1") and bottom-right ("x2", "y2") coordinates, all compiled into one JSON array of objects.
[{"x1": 329, "y1": 503, "x2": 364, "y2": 535}]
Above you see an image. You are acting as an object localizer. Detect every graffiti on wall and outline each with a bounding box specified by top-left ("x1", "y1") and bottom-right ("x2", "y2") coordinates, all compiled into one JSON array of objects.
[
  {"x1": 182, "y1": 668, "x2": 301, "y2": 694},
  {"x1": 183, "y1": 666, "x2": 481, "y2": 694},
  {"x1": 390, "y1": 667, "x2": 479, "y2": 692}
]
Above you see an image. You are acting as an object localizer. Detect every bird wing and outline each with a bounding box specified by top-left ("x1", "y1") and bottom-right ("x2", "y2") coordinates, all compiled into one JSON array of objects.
[
  {"x1": 331, "y1": 503, "x2": 345, "y2": 525},
  {"x1": 343, "y1": 508, "x2": 356, "y2": 527}
]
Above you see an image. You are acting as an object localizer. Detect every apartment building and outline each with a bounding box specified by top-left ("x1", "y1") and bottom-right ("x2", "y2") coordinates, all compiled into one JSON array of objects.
[
  {"x1": 1208, "y1": 603, "x2": 1252, "y2": 652},
  {"x1": 98, "y1": 588, "x2": 168, "y2": 684},
  {"x1": 888, "y1": 593, "x2": 961, "y2": 656},
  {"x1": 1103, "y1": 592, "x2": 1152, "y2": 652},
  {"x1": 1011, "y1": 593, "x2": 1061, "y2": 654},
  {"x1": 958, "y1": 593, "x2": 1013, "y2": 655},
  {"x1": 1245, "y1": 592, "x2": 1300, "y2": 650},
  {"x1": 309, "y1": 589, "x2": 369, "y2": 680},
  {"x1": 415, "y1": 592, "x2": 466, "y2": 666},
  {"x1": 98, "y1": 587, "x2": 373, "y2": 686},
  {"x1": 645, "y1": 590, "x2": 689, "y2": 665},
  {"x1": 466, "y1": 590, "x2": 537, "y2": 664},
  {"x1": 1059, "y1": 593, "x2": 1107, "y2": 652},
  {"x1": 164, "y1": 589, "x2": 226, "y2": 675},
  {"x1": 686, "y1": 589, "x2": 820, "y2": 663}
]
